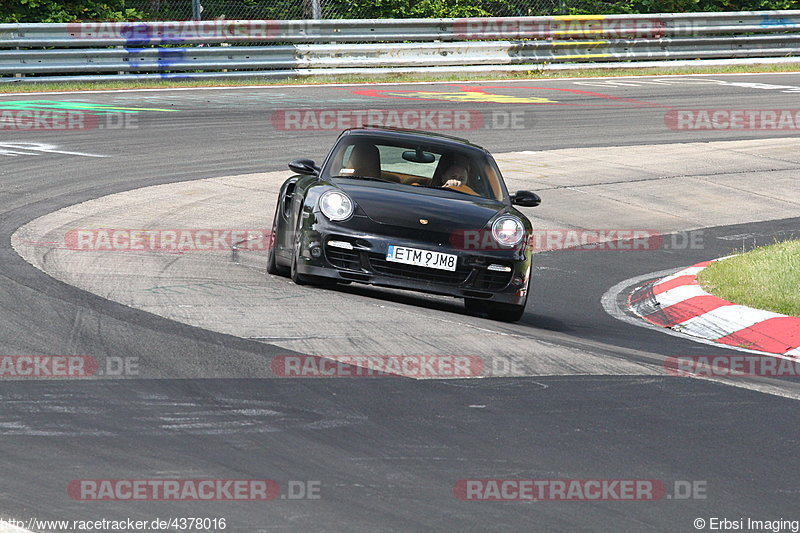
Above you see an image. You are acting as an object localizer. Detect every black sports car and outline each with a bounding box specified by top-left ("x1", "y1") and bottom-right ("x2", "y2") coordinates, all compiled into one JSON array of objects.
[{"x1": 267, "y1": 127, "x2": 541, "y2": 322}]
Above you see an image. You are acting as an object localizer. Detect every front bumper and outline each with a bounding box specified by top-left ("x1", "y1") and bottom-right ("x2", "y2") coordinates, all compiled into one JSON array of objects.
[{"x1": 294, "y1": 217, "x2": 531, "y2": 306}]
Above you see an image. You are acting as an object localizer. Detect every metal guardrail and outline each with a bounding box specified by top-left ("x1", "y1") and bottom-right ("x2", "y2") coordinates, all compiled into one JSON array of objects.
[{"x1": 2, "y1": 11, "x2": 800, "y2": 82}]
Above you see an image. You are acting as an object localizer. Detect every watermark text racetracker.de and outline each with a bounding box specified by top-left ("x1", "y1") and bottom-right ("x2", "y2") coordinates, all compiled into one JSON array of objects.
[
  {"x1": 271, "y1": 109, "x2": 530, "y2": 131},
  {"x1": 0, "y1": 355, "x2": 139, "y2": 378},
  {"x1": 62, "y1": 228, "x2": 704, "y2": 254},
  {"x1": 666, "y1": 355, "x2": 800, "y2": 378},
  {"x1": 452, "y1": 17, "x2": 673, "y2": 39},
  {"x1": 0, "y1": 110, "x2": 137, "y2": 131},
  {"x1": 63, "y1": 229, "x2": 270, "y2": 252},
  {"x1": 66, "y1": 20, "x2": 286, "y2": 41},
  {"x1": 454, "y1": 479, "x2": 707, "y2": 501},
  {"x1": 451, "y1": 229, "x2": 704, "y2": 252},
  {"x1": 271, "y1": 355, "x2": 523, "y2": 378},
  {"x1": 68, "y1": 479, "x2": 321, "y2": 501},
  {"x1": 665, "y1": 109, "x2": 800, "y2": 131}
]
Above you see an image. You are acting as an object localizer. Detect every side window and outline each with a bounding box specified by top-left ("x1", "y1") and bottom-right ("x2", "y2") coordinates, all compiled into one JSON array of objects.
[
  {"x1": 341, "y1": 145, "x2": 354, "y2": 165},
  {"x1": 378, "y1": 145, "x2": 440, "y2": 178},
  {"x1": 483, "y1": 161, "x2": 504, "y2": 200},
  {"x1": 329, "y1": 144, "x2": 354, "y2": 177}
]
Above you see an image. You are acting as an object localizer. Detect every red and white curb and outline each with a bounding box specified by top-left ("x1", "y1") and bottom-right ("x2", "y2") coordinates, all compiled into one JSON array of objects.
[{"x1": 629, "y1": 260, "x2": 800, "y2": 356}]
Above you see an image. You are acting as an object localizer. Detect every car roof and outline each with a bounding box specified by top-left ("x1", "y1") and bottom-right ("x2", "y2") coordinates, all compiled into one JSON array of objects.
[{"x1": 343, "y1": 126, "x2": 489, "y2": 153}]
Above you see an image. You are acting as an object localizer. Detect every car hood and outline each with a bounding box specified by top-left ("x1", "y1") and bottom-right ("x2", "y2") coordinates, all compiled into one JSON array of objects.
[{"x1": 338, "y1": 183, "x2": 504, "y2": 232}]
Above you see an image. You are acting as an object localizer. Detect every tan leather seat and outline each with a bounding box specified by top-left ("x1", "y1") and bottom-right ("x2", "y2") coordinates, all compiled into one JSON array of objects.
[{"x1": 346, "y1": 144, "x2": 381, "y2": 178}]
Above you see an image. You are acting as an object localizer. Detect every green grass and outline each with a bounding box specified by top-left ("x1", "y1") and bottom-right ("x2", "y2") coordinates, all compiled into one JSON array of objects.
[
  {"x1": 2, "y1": 62, "x2": 800, "y2": 93},
  {"x1": 698, "y1": 239, "x2": 800, "y2": 317}
]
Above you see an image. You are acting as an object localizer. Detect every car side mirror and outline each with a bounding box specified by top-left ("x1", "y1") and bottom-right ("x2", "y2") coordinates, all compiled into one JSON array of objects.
[
  {"x1": 511, "y1": 190, "x2": 541, "y2": 207},
  {"x1": 289, "y1": 158, "x2": 319, "y2": 176}
]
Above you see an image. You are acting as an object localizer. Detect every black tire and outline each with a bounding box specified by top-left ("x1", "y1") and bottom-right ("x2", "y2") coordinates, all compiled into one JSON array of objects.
[
  {"x1": 464, "y1": 298, "x2": 489, "y2": 317},
  {"x1": 267, "y1": 235, "x2": 289, "y2": 276},
  {"x1": 483, "y1": 264, "x2": 532, "y2": 322},
  {"x1": 465, "y1": 297, "x2": 527, "y2": 322},
  {"x1": 267, "y1": 247, "x2": 288, "y2": 276},
  {"x1": 289, "y1": 220, "x2": 340, "y2": 287},
  {"x1": 267, "y1": 201, "x2": 289, "y2": 276},
  {"x1": 290, "y1": 230, "x2": 310, "y2": 285},
  {"x1": 486, "y1": 302, "x2": 526, "y2": 322},
  {"x1": 289, "y1": 228, "x2": 334, "y2": 286}
]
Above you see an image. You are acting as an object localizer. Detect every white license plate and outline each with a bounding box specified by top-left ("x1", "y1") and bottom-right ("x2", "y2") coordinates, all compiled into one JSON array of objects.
[{"x1": 386, "y1": 245, "x2": 457, "y2": 271}]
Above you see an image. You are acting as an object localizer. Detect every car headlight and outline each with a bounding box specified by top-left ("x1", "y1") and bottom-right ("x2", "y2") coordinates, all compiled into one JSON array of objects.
[
  {"x1": 319, "y1": 190, "x2": 354, "y2": 221},
  {"x1": 491, "y1": 216, "x2": 525, "y2": 247}
]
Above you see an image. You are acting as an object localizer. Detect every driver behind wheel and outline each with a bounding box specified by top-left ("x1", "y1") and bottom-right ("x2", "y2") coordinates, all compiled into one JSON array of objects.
[
  {"x1": 344, "y1": 142, "x2": 381, "y2": 178},
  {"x1": 441, "y1": 164, "x2": 468, "y2": 189}
]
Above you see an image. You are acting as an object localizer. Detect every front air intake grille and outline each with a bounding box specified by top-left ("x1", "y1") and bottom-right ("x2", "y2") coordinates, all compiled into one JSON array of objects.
[
  {"x1": 473, "y1": 268, "x2": 513, "y2": 290},
  {"x1": 325, "y1": 244, "x2": 361, "y2": 271}
]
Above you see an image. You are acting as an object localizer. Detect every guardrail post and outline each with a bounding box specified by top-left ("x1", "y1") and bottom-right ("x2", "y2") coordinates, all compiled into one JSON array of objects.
[
  {"x1": 192, "y1": 0, "x2": 203, "y2": 21},
  {"x1": 309, "y1": 0, "x2": 321, "y2": 19}
]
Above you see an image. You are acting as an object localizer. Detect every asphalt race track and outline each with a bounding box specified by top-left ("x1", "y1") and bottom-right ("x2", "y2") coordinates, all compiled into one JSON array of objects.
[{"x1": 1, "y1": 74, "x2": 800, "y2": 532}]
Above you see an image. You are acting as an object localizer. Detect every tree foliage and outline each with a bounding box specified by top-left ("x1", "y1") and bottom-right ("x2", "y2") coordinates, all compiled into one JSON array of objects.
[
  {"x1": 1, "y1": 0, "x2": 148, "y2": 22},
  {"x1": 567, "y1": 0, "x2": 797, "y2": 13},
  {"x1": 1, "y1": 0, "x2": 797, "y2": 23}
]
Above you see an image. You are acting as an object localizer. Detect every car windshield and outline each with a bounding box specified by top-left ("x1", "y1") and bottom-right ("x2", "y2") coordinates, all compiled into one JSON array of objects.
[{"x1": 323, "y1": 137, "x2": 505, "y2": 201}]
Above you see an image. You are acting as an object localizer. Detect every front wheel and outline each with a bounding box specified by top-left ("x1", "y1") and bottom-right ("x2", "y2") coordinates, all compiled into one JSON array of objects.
[
  {"x1": 267, "y1": 234, "x2": 289, "y2": 276},
  {"x1": 487, "y1": 302, "x2": 526, "y2": 322},
  {"x1": 290, "y1": 231, "x2": 310, "y2": 285},
  {"x1": 464, "y1": 298, "x2": 488, "y2": 316},
  {"x1": 267, "y1": 201, "x2": 289, "y2": 276},
  {"x1": 289, "y1": 229, "x2": 334, "y2": 286},
  {"x1": 465, "y1": 298, "x2": 527, "y2": 322}
]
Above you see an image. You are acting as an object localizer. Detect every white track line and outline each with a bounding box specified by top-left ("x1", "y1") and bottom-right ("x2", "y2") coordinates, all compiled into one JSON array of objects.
[{"x1": 2, "y1": 70, "x2": 799, "y2": 97}]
